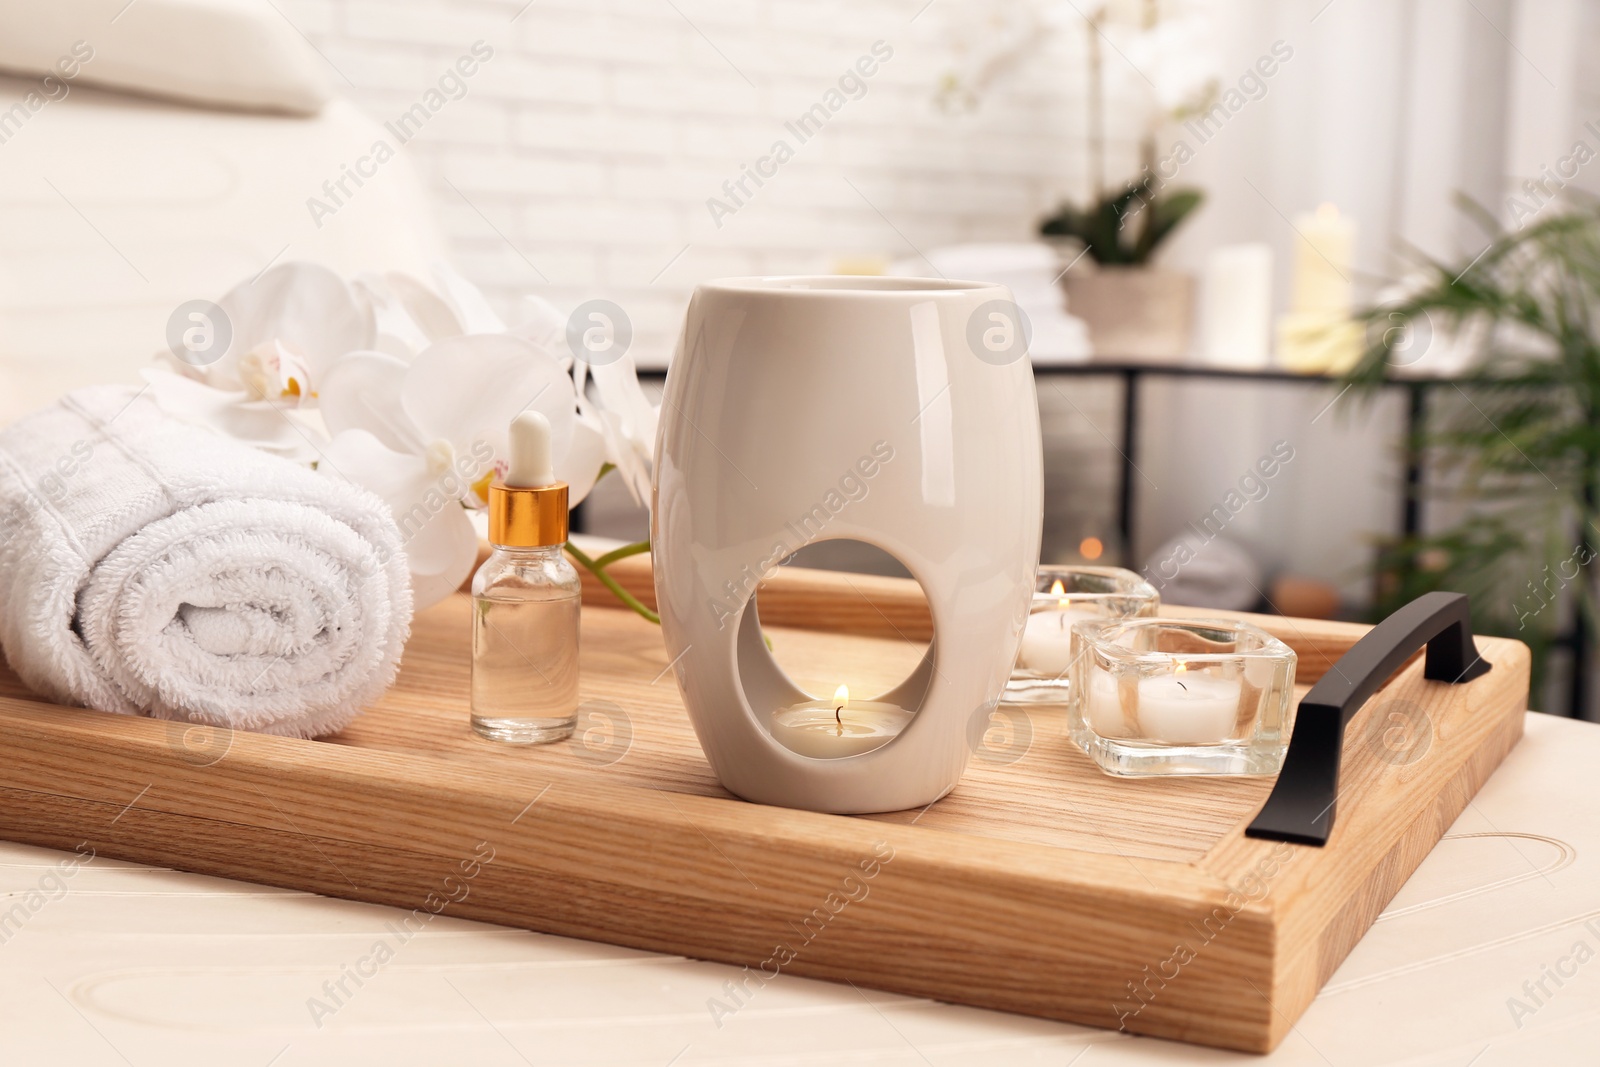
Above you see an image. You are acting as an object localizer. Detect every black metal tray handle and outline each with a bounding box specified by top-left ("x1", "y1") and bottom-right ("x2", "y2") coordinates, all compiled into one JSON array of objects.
[{"x1": 1245, "y1": 592, "x2": 1492, "y2": 847}]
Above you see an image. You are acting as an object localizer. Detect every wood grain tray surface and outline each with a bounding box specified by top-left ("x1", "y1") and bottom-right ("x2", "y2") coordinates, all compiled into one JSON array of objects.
[{"x1": 0, "y1": 556, "x2": 1530, "y2": 1053}]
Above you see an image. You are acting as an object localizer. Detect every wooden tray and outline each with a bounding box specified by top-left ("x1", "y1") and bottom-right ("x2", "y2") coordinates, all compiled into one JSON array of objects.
[{"x1": 0, "y1": 557, "x2": 1529, "y2": 1053}]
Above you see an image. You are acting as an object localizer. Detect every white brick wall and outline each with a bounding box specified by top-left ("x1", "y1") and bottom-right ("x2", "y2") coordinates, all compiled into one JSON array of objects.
[
  {"x1": 282, "y1": 0, "x2": 1137, "y2": 367},
  {"x1": 283, "y1": 0, "x2": 1129, "y2": 549}
]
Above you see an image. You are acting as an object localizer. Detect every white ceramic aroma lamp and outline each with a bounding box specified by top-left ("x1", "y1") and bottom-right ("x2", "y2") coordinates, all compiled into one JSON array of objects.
[{"x1": 652, "y1": 276, "x2": 1043, "y2": 813}]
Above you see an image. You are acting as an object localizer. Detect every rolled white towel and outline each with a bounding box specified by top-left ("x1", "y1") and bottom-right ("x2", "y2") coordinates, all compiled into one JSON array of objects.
[{"x1": 0, "y1": 386, "x2": 412, "y2": 737}]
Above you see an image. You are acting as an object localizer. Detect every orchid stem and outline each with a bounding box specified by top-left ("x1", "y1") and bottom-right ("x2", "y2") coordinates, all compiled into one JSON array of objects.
[
  {"x1": 566, "y1": 540, "x2": 660, "y2": 625},
  {"x1": 592, "y1": 539, "x2": 653, "y2": 571}
]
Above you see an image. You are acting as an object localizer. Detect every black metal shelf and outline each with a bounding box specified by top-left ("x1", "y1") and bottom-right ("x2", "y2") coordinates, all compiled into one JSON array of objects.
[{"x1": 1022, "y1": 362, "x2": 1454, "y2": 556}]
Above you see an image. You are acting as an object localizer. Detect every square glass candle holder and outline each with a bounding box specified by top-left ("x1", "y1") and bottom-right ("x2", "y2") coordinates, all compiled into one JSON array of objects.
[
  {"x1": 1068, "y1": 617, "x2": 1297, "y2": 776},
  {"x1": 1005, "y1": 566, "x2": 1159, "y2": 704}
]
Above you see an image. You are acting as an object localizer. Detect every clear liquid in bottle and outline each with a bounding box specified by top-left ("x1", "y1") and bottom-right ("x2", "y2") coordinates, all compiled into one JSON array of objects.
[{"x1": 471, "y1": 545, "x2": 581, "y2": 743}]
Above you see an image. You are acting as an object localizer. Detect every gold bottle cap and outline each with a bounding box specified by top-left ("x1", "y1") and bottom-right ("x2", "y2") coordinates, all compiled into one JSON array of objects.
[{"x1": 488, "y1": 480, "x2": 569, "y2": 547}]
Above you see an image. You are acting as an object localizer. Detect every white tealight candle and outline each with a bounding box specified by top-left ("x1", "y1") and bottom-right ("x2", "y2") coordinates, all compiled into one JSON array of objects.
[
  {"x1": 1085, "y1": 666, "x2": 1132, "y2": 738},
  {"x1": 1017, "y1": 585, "x2": 1099, "y2": 676},
  {"x1": 771, "y1": 685, "x2": 913, "y2": 758},
  {"x1": 1134, "y1": 664, "x2": 1241, "y2": 744}
]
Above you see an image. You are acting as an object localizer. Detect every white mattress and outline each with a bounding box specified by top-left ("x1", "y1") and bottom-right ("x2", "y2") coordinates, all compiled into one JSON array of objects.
[{"x1": 0, "y1": 76, "x2": 445, "y2": 422}]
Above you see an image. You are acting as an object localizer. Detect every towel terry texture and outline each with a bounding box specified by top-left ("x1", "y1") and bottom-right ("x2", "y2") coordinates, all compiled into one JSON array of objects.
[{"x1": 0, "y1": 386, "x2": 413, "y2": 737}]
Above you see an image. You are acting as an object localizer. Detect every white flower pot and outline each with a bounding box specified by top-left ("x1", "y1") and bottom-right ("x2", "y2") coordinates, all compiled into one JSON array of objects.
[
  {"x1": 652, "y1": 276, "x2": 1043, "y2": 813},
  {"x1": 1062, "y1": 265, "x2": 1195, "y2": 361}
]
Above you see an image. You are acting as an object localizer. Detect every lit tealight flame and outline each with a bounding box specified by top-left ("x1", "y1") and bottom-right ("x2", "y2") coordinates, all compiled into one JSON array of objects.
[
  {"x1": 1174, "y1": 659, "x2": 1189, "y2": 692},
  {"x1": 1049, "y1": 579, "x2": 1069, "y2": 611},
  {"x1": 834, "y1": 684, "x2": 849, "y2": 705},
  {"x1": 1079, "y1": 536, "x2": 1104, "y2": 561}
]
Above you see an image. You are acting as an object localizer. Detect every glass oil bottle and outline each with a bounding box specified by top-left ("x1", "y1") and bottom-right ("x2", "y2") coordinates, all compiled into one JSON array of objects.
[{"x1": 471, "y1": 411, "x2": 581, "y2": 743}]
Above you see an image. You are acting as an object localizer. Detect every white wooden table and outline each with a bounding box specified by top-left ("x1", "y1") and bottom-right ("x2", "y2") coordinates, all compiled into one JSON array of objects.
[{"x1": 2, "y1": 712, "x2": 1596, "y2": 1066}]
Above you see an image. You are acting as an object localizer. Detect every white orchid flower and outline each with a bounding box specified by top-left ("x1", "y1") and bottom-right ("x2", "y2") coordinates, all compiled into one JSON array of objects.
[
  {"x1": 147, "y1": 256, "x2": 657, "y2": 612},
  {"x1": 352, "y1": 261, "x2": 506, "y2": 361},
  {"x1": 352, "y1": 274, "x2": 435, "y2": 361},
  {"x1": 1121, "y1": 14, "x2": 1221, "y2": 119},
  {"x1": 579, "y1": 354, "x2": 659, "y2": 506},
  {"x1": 206, "y1": 261, "x2": 373, "y2": 399},
  {"x1": 146, "y1": 261, "x2": 371, "y2": 459},
  {"x1": 141, "y1": 367, "x2": 330, "y2": 462},
  {"x1": 319, "y1": 333, "x2": 607, "y2": 607},
  {"x1": 509, "y1": 293, "x2": 569, "y2": 357},
  {"x1": 427, "y1": 260, "x2": 508, "y2": 335},
  {"x1": 934, "y1": 3, "x2": 1052, "y2": 113}
]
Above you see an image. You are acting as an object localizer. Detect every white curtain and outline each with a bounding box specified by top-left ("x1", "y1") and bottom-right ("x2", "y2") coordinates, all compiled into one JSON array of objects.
[{"x1": 1128, "y1": 0, "x2": 1580, "y2": 602}]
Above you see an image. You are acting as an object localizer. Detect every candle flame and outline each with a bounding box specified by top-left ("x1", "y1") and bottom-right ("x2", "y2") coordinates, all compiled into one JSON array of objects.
[
  {"x1": 1175, "y1": 659, "x2": 1188, "y2": 674},
  {"x1": 834, "y1": 684, "x2": 849, "y2": 704},
  {"x1": 1049, "y1": 579, "x2": 1065, "y2": 596}
]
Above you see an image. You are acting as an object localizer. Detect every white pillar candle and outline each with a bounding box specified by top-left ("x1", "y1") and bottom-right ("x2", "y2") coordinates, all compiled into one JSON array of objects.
[
  {"x1": 1202, "y1": 243, "x2": 1273, "y2": 368},
  {"x1": 1277, "y1": 203, "x2": 1361, "y2": 372},
  {"x1": 1289, "y1": 203, "x2": 1355, "y2": 314},
  {"x1": 1134, "y1": 666, "x2": 1241, "y2": 744},
  {"x1": 771, "y1": 685, "x2": 913, "y2": 758}
]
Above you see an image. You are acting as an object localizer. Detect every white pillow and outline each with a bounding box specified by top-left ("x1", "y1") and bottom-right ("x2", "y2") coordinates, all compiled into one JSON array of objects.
[{"x1": 0, "y1": 0, "x2": 330, "y2": 115}]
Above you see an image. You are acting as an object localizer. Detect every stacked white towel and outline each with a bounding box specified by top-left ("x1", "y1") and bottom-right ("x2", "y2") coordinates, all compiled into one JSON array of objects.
[
  {"x1": 0, "y1": 386, "x2": 412, "y2": 738},
  {"x1": 890, "y1": 242, "x2": 1092, "y2": 364}
]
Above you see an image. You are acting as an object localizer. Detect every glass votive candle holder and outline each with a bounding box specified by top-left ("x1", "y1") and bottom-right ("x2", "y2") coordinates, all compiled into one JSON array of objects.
[
  {"x1": 1068, "y1": 617, "x2": 1297, "y2": 776},
  {"x1": 1005, "y1": 565, "x2": 1159, "y2": 704}
]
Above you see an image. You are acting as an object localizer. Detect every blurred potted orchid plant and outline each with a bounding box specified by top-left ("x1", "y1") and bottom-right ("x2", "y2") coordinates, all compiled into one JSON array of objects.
[
  {"x1": 936, "y1": 0, "x2": 1217, "y2": 359},
  {"x1": 146, "y1": 261, "x2": 659, "y2": 619},
  {"x1": 1348, "y1": 201, "x2": 1600, "y2": 715}
]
